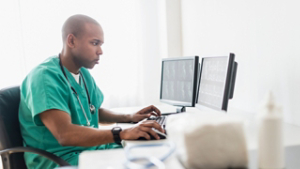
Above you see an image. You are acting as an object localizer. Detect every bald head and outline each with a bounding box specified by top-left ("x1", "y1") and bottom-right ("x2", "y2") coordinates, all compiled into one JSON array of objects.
[{"x1": 62, "y1": 14, "x2": 100, "y2": 43}]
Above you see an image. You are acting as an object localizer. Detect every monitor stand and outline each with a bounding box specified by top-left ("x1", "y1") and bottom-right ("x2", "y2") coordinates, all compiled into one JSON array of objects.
[
  {"x1": 162, "y1": 106, "x2": 186, "y2": 116},
  {"x1": 176, "y1": 106, "x2": 186, "y2": 113}
]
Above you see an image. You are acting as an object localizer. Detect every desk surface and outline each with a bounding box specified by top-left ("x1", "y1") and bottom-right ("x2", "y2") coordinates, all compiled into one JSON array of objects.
[
  {"x1": 105, "y1": 104, "x2": 300, "y2": 149},
  {"x1": 79, "y1": 144, "x2": 300, "y2": 169},
  {"x1": 80, "y1": 104, "x2": 300, "y2": 169}
]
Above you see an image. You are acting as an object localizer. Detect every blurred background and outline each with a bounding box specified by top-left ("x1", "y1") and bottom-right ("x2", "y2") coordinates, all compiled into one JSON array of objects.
[{"x1": 1, "y1": 0, "x2": 300, "y2": 126}]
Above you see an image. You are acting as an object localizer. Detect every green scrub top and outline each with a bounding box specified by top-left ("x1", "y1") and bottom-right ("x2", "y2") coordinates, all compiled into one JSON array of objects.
[{"x1": 19, "y1": 56, "x2": 122, "y2": 169}]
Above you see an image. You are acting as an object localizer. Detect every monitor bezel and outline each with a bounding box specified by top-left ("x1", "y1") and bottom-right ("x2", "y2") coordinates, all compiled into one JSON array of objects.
[
  {"x1": 196, "y1": 53, "x2": 235, "y2": 111},
  {"x1": 160, "y1": 56, "x2": 199, "y2": 107}
]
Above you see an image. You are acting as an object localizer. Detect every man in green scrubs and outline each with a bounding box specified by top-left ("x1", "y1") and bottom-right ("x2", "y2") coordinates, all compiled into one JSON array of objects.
[{"x1": 19, "y1": 14, "x2": 164, "y2": 169}]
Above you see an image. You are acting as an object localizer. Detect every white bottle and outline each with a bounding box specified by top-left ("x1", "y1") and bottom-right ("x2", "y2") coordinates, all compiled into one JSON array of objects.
[{"x1": 258, "y1": 91, "x2": 284, "y2": 169}]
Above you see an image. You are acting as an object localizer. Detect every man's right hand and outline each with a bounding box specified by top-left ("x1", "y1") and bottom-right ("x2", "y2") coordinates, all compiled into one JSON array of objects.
[{"x1": 120, "y1": 120, "x2": 165, "y2": 140}]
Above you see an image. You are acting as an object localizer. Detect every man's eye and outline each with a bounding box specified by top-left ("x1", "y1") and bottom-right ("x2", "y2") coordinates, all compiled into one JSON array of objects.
[{"x1": 92, "y1": 42, "x2": 98, "y2": 46}]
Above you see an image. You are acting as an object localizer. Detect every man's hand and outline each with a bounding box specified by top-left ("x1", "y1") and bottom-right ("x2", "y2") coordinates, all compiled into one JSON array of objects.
[
  {"x1": 120, "y1": 120, "x2": 164, "y2": 140},
  {"x1": 130, "y1": 105, "x2": 161, "y2": 123}
]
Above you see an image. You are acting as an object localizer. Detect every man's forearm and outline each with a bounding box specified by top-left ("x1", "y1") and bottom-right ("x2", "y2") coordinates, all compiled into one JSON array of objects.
[
  {"x1": 98, "y1": 108, "x2": 132, "y2": 123},
  {"x1": 59, "y1": 125, "x2": 115, "y2": 147}
]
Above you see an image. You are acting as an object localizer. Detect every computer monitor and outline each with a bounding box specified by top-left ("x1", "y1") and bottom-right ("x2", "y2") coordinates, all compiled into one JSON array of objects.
[
  {"x1": 160, "y1": 56, "x2": 199, "y2": 113},
  {"x1": 196, "y1": 53, "x2": 237, "y2": 111}
]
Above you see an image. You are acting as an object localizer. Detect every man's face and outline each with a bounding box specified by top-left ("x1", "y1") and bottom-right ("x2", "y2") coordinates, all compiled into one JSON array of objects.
[{"x1": 72, "y1": 23, "x2": 104, "y2": 69}]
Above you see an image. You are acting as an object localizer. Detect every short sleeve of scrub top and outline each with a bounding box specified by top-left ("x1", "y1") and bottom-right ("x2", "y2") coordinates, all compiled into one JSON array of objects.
[{"x1": 24, "y1": 66, "x2": 71, "y2": 126}]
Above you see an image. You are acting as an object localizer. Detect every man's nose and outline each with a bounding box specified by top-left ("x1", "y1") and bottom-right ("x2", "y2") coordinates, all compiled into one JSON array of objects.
[{"x1": 97, "y1": 46, "x2": 103, "y2": 55}]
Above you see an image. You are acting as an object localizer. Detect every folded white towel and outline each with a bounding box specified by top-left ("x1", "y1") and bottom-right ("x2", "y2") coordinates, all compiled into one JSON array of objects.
[{"x1": 166, "y1": 113, "x2": 248, "y2": 169}]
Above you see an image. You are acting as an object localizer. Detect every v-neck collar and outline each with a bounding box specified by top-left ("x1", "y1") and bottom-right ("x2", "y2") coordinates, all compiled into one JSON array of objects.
[
  {"x1": 70, "y1": 72, "x2": 80, "y2": 84},
  {"x1": 62, "y1": 66, "x2": 84, "y2": 92}
]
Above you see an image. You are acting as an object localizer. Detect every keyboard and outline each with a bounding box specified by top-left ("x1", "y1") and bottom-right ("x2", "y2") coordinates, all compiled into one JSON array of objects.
[{"x1": 147, "y1": 116, "x2": 167, "y2": 128}]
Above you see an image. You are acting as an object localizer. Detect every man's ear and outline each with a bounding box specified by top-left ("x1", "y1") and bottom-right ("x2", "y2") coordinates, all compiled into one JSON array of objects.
[{"x1": 67, "y1": 34, "x2": 76, "y2": 48}]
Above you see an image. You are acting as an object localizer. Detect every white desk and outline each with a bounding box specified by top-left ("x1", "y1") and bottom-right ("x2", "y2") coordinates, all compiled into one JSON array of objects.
[{"x1": 79, "y1": 105, "x2": 300, "y2": 169}]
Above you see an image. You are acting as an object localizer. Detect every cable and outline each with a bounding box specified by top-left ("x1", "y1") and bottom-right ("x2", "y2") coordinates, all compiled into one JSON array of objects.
[{"x1": 124, "y1": 142, "x2": 176, "y2": 169}]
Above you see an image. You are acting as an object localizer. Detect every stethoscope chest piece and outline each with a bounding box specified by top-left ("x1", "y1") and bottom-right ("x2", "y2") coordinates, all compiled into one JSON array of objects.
[{"x1": 90, "y1": 104, "x2": 96, "y2": 114}]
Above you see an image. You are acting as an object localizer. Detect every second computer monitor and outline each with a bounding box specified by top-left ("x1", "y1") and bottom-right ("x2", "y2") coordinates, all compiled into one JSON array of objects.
[
  {"x1": 160, "y1": 56, "x2": 199, "y2": 107},
  {"x1": 196, "y1": 53, "x2": 237, "y2": 111}
]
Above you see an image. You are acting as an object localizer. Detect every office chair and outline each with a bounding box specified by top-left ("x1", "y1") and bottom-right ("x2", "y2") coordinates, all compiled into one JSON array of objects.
[{"x1": 0, "y1": 86, "x2": 71, "y2": 169}]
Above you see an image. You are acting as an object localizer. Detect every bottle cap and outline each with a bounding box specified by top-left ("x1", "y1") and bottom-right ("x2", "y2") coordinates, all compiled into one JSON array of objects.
[
  {"x1": 261, "y1": 91, "x2": 282, "y2": 116},
  {"x1": 264, "y1": 91, "x2": 275, "y2": 112}
]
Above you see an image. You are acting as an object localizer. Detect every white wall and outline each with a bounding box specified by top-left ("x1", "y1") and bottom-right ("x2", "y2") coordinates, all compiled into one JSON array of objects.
[
  {"x1": 181, "y1": 0, "x2": 300, "y2": 126},
  {"x1": 0, "y1": 0, "x2": 168, "y2": 108},
  {"x1": 0, "y1": 0, "x2": 27, "y2": 88},
  {"x1": 134, "y1": 0, "x2": 168, "y2": 106},
  {"x1": 165, "y1": 0, "x2": 183, "y2": 57}
]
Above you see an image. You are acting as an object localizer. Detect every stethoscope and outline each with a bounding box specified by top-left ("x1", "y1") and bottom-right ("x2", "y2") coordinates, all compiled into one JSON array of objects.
[
  {"x1": 124, "y1": 142, "x2": 176, "y2": 169},
  {"x1": 59, "y1": 54, "x2": 96, "y2": 126}
]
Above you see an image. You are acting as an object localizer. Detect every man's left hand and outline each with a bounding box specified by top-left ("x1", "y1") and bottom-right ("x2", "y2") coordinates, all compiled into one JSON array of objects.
[{"x1": 130, "y1": 105, "x2": 161, "y2": 123}]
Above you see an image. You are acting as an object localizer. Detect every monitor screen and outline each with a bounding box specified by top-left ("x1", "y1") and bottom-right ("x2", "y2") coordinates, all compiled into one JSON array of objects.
[
  {"x1": 160, "y1": 56, "x2": 199, "y2": 107},
  {"x1": 196, "y1": 53, "x2": 237, "y2": 111}
]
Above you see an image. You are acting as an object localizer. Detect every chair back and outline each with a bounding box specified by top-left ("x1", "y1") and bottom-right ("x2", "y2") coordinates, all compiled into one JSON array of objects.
[{"x1": 0, "y1": 86, "x2": 27, "y2": 169}]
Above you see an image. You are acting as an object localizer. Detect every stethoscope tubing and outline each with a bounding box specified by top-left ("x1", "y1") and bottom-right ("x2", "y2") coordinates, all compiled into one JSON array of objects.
[
  {"x1": 58, "y1": 54, "x2": 94, "y2": 126},
  {"x1": 124, "y1": 142, "x2": 176, "y2": 168},
  {"x1": 75, "y1": 94, "x2": 91, "y2": 126}
]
